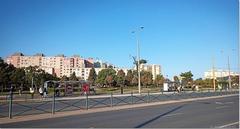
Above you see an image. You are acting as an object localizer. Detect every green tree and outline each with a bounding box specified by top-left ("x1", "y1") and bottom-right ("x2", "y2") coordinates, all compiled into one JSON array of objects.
[
  {"x1": 0, "y1": 58, "x2": 15, "y2": 92},
  {"x1": 61, "y1": 75, "x2": 69, "y2": 81},
  {"x1": 173, "y1": 76, "x2": 180, "y2": 83},
  {"x1": 231, "y1": 75, "x2": 239, "y2": 87},
  {"x1": 180, "y1": 71, "x2": 193, "y2": 87},
  {"x1": 154, "y1": 74, "x2": 164, "y2": 87},
  {"x1": 141, "y1": 71, "x2": 153, "y2": 87},
  {"x1": 131, "y1": 76, "x2": 138, "y2": 86},
  {"x1": 116, "y1": 69, "x2": 126, "y2": 87},
  {"x1": 125, "y1": 70, "x2": 134, "y2": 86},
  {"x1": 88, "y1": 68, "x2": 97, "y2": 85},
  {"x1": 69, "y1": 72, "x2": 78, "y2": 81},
  {"x1": 10, "y1": 68, "x2": 26, "y2": 90},
  {"x1": 96, "y1": 68, "x2": 116, "y2": 87},
  {"x1": 25, "y1": 66, "x2": 38, "y2": 86}
]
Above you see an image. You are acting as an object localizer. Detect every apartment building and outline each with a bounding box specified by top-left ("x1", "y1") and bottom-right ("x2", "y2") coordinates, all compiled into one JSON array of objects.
[
  {"x1": 6, "y1": 52, "x2": 144, "y2": 80},
  {"x1": 6, "y1": 53, "x2": 89, "y2": 78},
  {"x1": 204, "y1": 69, "x2": 238, "y2": 79},
  {"x1": 138, "y1": 64, "x2": 161, "y2": 80}
]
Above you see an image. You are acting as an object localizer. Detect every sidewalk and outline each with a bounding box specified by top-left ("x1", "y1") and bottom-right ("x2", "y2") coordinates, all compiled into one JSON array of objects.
[{"x1": 0, "y1": 93, "x2": 238, "y2": 125}]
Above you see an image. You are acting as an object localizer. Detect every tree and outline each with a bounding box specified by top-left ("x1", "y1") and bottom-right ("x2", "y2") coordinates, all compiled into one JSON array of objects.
[
  {"x1": 105, "y1": 75, "x2": 116, "y2": 87},
  {"x1": 10, "y1": 68, "x2": 26, "y2": 90},
  {"x1": 116, "y1": 69, "x2": 126, "y2": 87},
  {"x1": 231, "y1": 75, "x2": 239, "y2": 87},
  {"x1": 131, "y1": 76, "x2": 138, "y2": 86},
  {"x1": 69, "y1": 72, "x2": 78, "y2": 81},
  {"x1": 0, "y1": 58, "x2": 15, "y2": 92},
  {"x1": 154, "y1": 74, "x2": 164, "y2": 87},
  {"x1": 125, "y1": 70, "x2": 134, "y2": 86},
  {"x1": 88, "y1": 68, "x2": 97, "y2": 85},
  {"x1": 25, "y1": 66, "x2": 38, "y2": 86},
  {"x1": 180, "y1": 71, "x2": 193, "y2": 87},
  {"x1": 173, "y1": 76, "x2": 180, "y2": 83},
  {"x1": 96, "y1": 68, "x2": 116, "y2": 87},
  {"x1": 141, "y1": 71, "x2": 153, "y2": 87},
  {"x1": 61, "y1": 75, "x2": 69, "y2": 81}
]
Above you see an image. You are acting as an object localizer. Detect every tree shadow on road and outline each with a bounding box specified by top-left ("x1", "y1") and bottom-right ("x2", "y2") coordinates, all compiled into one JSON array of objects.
[{"x1": 134, "y1": 104, "x2": 185, "y2": 128}]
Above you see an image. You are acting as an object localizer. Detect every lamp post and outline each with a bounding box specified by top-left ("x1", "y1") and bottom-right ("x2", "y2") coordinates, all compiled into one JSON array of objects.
[
  {"x1": 220, "y1": 50, "x2": 234, "y2": 91},
  {"x1": 132, "y1": 26, "x2": 144, "y2": 94}
]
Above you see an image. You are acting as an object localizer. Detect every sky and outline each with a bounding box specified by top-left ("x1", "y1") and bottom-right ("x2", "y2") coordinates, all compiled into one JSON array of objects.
[{"x1": 0, "y1": 0, "x2": 238, "y2": 79}]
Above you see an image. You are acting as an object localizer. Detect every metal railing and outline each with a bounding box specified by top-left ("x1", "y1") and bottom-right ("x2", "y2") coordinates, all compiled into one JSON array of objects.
[{"x1": 0, "y1": 89, "x2": 238, "y2": 119}]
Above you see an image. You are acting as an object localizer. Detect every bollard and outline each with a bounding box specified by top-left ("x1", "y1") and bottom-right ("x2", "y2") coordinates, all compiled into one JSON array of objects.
[
  {"x1": 110, "y1": 92, "x2": 113, "y2": 107},
  {"x1": 161, "y1": 89, "x2": 163, "y2": 94},
  {"x1": 8, "y1": 88, "x2": 13, "y2": 119},
  {"x1": 131, "y1": 92, "x2": 133, "y2": 104},
  {"x1": 85, "y1": 93, "x2": 88, "y2": 110},
  {"x1": 52, "y1": 86, "x2": 56, "y2": 115}
]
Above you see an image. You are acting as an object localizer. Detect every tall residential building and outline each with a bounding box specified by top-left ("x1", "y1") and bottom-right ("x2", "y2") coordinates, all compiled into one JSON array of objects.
[
  {"x1": 6, "y1": 53, "x2": 91, "y2": 78},
  {"x1": 204, "y1": 69, "x2": 238, "y2": 79},
  {"x1": 137, "y1": 64, "x2": 162, "y2": 80},
  {"x1": 5, "y1": 52, "x2": 138, "y2": 80}
]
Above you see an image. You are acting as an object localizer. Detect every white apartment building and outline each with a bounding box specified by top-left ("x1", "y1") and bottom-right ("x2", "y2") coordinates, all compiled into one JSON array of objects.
[
  {"x1": 137, "y1": 64, "x2": 161, "y2": 80},
  {"x1": 204, "y1": 69, "x2": 238, "y2": 79}
]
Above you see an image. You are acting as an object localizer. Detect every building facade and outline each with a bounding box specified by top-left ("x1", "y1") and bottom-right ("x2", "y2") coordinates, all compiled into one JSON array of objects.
[
  {"x1": 6, "y1": 53, "x2": 160, "y2": 81},
  {"x1": 138, "y1": 64, "x2": 162, "y2": 80},
  {"x1": 204, "y1": 69, "x2": 238, "y2": 79},
  {"x1": 6, "y1": 53, "x2": 91, "y2": 78}
]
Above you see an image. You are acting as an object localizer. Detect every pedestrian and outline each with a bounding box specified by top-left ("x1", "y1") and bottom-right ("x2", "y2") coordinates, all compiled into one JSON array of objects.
[
  {"x1": 39, "y1": 87, "x2": 43, "y2": 97},
  {"x1": 43, "y1": 88, "x2": 47, "y2": 98}
]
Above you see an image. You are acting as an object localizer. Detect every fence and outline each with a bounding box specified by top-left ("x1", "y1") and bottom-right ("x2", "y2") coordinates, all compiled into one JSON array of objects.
[{"x1": 0, "y1": 89, "x2": 238, "y2": 119}]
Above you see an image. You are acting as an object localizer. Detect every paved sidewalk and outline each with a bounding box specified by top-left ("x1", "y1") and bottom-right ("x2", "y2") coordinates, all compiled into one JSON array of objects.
[{"x1": 0, "y1": 94, "x2": 238, "y2": 125}]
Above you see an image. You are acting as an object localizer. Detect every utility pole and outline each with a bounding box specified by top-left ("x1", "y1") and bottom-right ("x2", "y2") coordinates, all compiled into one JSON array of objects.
[
  {"x1": 132, "y1": 26, "x2": 144, "y2": 94},
  {"x1": 212, "y1": 57, "x2": 216, "y2": 91},
  {"x1": 227, "y1": 56, "x2": 231, "y2": 90},
  {"x1": 137, "y1": 36, "x2": 141, "y2": 94}
]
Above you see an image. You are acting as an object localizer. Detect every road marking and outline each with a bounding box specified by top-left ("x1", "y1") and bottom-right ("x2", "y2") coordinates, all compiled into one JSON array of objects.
[
  {"x1": 225, "y1": 101, "x2": 234, "y2": 104},
  {"x1": 164, "y1": 113, "x2": 183, "y2": 117},
  {"x1": 215, "y1": 101, "x2": 223, "y2": 105},
  {"x1": 216, "y1": 106, "x2": 230, "y2": 109},
  {"x1": 218, "y1": 121, "x2": 239, "y2": 128}
]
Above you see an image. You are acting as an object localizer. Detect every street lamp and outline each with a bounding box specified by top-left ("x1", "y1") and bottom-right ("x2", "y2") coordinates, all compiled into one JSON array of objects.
[
  {"x1": 132, "y1": 26, "x2": 144, "y2": 94},
  {"x1": 220, "y1": 50, "x2": 235, "y2": 90}
]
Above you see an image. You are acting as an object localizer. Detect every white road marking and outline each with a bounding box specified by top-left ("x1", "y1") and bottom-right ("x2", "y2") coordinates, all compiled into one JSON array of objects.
[
  {"x1": 216, "y1": 105, "x2": 230, "y2": 109},
  {"x1": 164, "y1": 113, "x2": 183, "y2": 117},
  {"x1": 225, "y1": 101, "x2": 234, "y2": 104},
  {"x1": 218, "y1": 121, "x2": 239, "y2": 128},
  {"x1": 215, "y1": 102, "x2": 223, "y2": 105}
]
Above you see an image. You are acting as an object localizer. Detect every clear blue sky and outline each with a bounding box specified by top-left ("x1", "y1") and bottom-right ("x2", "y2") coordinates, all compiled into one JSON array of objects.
[{"x1": 0, "y1": 0, "x2": 238, "y2": 79}]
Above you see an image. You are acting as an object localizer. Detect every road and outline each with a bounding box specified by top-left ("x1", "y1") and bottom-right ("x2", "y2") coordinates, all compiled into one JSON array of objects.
[{"x1": 1, "y1": 95, "x2": 239, "y2": 128}]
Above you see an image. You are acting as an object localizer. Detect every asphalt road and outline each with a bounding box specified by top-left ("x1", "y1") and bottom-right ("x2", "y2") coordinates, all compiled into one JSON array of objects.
[{"x1": 1, "y1": 95, "x2": 239, "y2": 128}]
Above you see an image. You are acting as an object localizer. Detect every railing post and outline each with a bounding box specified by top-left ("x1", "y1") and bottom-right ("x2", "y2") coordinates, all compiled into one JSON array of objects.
[
  {"x1": 52, "y1": 86, "x2": 56, "y2": 115},
  {"x1": 147, "y1": 90, "x2": 150, "y2": 103},
  {"x1": 85, "y1": 93, "x2": 88, "y2": 110},
  {"x1": 131, "y1": 92, "x2": 133, "y2": 105},
  {"x1": 8, "y1": 87, "x2": 13, "y2": 119},
  {"x1": 110, "y1": 92, "x2": 113, "y2": 107}
]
